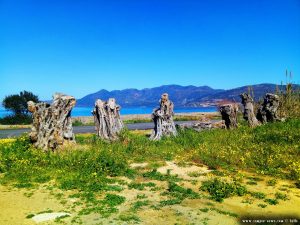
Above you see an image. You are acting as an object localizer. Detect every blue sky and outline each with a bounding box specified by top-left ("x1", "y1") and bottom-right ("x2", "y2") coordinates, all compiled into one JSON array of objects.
[{"x1": 0, "y1": 0, "x2": 299, "y2": 101}]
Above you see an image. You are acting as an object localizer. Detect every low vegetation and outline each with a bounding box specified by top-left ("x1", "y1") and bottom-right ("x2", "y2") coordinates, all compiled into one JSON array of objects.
[
  {"x1": 0, "y1": 117, "x2": 300, "y2": 223},
  {"x1": 1, "y1": 119, "x2": 300, "y2": 187}
]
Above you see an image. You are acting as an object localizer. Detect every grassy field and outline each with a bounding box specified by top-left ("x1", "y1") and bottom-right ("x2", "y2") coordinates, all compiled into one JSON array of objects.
[{"x1": 0, "y1": 119, "x2": 300, "y2": 224}]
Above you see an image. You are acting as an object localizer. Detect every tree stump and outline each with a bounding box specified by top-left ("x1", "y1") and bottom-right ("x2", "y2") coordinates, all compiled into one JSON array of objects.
[
  {"x1": 150, "y1": 93, "x2": 177, "y2": 140},
  {"x1": 27, "y1": 93, "x2": 76, "y2": 151},
  {"x1": 257, "y1": 93, "x2": 280, "y2": 123},
  {"x1": 219, "y1": 104, "x2": 238, "y2": 129},
  {"x1": 92, "y1": 98, "x2": 124, "y2": 140},
  {"x1": 240, "y1": 93, "x2": 260, "y2": 127}
]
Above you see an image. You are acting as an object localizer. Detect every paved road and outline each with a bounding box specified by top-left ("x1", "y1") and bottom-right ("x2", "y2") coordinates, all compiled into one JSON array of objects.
[{"x1": 0, "y1": 121, "x2": 196, "y2": 139}]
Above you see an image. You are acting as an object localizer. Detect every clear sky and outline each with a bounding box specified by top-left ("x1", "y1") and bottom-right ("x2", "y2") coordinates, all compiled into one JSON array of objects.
[{"x1": 0, "y1": 0, "x2": 299, "y2": 101}]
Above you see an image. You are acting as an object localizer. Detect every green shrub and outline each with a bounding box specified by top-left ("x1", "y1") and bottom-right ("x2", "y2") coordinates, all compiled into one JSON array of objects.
[
  {"x1": 250, "y1": 192, "x2": 266, "y2": 199},
  {"x1": 264, "y1": 198, "x2": 279, "y2": 205},
  {"x1": 200, "y1": 178, "x2": 247, "y2": 202},
  {"x1": 275, "y1": 192, "x2": 288, "y2": 201},
  {"x1": 0, "y1": 114, "x2": 32, "y2": 125}
]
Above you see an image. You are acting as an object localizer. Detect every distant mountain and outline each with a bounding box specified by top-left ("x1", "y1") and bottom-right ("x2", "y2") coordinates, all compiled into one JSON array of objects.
[
  {"x1": 185, "y1": 83, "x2": 282, "y2": 106},
  {"x1": 76, "y1": 83, "x2": 292, "y2": 108}
]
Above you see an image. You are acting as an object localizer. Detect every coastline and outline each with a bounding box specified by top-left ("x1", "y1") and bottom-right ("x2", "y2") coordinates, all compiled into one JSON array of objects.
[
  {"x1": 0, "y1": 112, "x2": 220, "y2": 129},
  {"x1": 73, "y1": 111, "x2": 220, "y2": 124}
]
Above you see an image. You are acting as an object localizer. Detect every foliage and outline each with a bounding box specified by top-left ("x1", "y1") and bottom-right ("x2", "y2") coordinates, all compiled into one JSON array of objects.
[
  {"x1": 1, "y1": 119, "x2": 300, "y2": 192},
  {"x1": 195, "y1": 119, "x2": 300, "y2": 180},
  {"x1": 2, "y1": 90, "x2": 39, "y2": 115},
  {"x1": 249, "y1": 191, "x2": 266, "y2": 199},
  {"x1": 0, "y1": 119, "x2": 299, "y2": 220},
  {"x1": 0, "y1": 135, "x2": 131, "y2": 192},
  {"x1": 264, "y1": 198, "x2": 279, "y2": 205},
  {"x1": 128, "y1": 182, "x2": 156, "y2": 190},
  {"x1": 276, "y1": 72, "x2": 300, "y2": 118},
  {"x1": 200, "y1": 178, "x2": 247, "y2": 202},
  {"x1": 0, "y1": 114, "x2": 32, "y2": 125},
  {"x1": 131, "y1": 200, "x2": 150, "y2": 211},
  {"x1": 165, "y1": 181, "x2": 201, "y2": 200},
  {"x1": 1, "y1": 90, "x2": 39, "y2": 124},
  {"x1": 275, "y1": 192, "x2": 288, "y2": 201},
  {"x1": 266, "y1": 179, "x2": 277, "y2": 186}
]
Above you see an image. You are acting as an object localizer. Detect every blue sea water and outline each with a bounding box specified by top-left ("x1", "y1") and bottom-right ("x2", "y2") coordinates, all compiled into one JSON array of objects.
[
  {"x1": 0, "y1": 106, "x2": 217, "y2": 118},
  {"x1": 0, "y1": 107, "x2": 12, "y2": 118}
]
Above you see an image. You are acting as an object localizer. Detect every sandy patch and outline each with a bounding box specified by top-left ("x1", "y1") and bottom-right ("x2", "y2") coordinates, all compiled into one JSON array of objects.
[
  {"x1": 130, "y1": 162, "x2": 149, "y2": 168},
  {"x1": 157, "y1": 161, "x2": 211, "y2": 179},
  {"x1": 0, "y1": 185, "x2": 67, "y2": 225}
]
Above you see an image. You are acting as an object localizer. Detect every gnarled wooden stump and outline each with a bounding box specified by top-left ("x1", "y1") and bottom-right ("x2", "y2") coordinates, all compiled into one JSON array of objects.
[
  {"x1": 240, "y1": 93, "x2": 260, "y2": 127},
  {"x1": 257, "y1": 93, "x2": 280, "y2": 123},
  {"x1": 150, "y1": 93, "x2": 177, "y2": 140},
  {"x1": 92, "y1": 98, "x2": 124, "y2": 140},
  {"x1": 27, "y1": 93, "x2": 76, "y2": 151},
  {"x1": 219, "y1": 104, "x2": 238, "y2": 129}
]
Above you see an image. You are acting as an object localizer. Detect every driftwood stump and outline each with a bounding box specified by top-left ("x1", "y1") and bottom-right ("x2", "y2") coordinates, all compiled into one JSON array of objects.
[
  {"x1": 240, "y1": 93, "x2": 260, "y2": 127},
  {"x1": 257, "y1": 93, "x2": 280, "y2": 123},
  {"x1": 92, "y1": 98, "x2": 124, "y2": 140},
  {"x1": 150, "y1": 93, "x2": 177, "y2": 140},
  {"x1": 219, "y1": 104, "x2": 238, "y2": 129},
  {"x1": 27, "y1": 93, "x2": 76, "y2": 151}
]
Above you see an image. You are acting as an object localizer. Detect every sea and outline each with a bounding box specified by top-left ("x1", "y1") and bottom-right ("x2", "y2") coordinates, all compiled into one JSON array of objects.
[{"x1": 0, "y1": 106, "x2": 217, "y2": 118}]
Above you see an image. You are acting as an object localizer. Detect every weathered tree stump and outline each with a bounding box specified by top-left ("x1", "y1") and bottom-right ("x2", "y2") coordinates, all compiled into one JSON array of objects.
[
  {"x1": 240, "y1": 93, "x2": 260, "y2": 127},
  {"x1": 219, "y1": 104, "x2": 238, "y2": 129},
  {"x1": 92, "y1": 98, "x2": 124, "y2": 140},
  {"x1": 27, "y1": 93, "x2": 76, "y2": 151},
  {"x1": 150, "y1": 93, "x2": 177, "y2": 140},
  {"x1": 257, "y1": 93, "x2": 280, "y2": 123}
]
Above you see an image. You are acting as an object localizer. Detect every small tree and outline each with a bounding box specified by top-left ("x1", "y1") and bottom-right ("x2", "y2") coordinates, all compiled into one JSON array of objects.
[{"x1": 2, "y1": 91, "x2": 39, "y2": 115}]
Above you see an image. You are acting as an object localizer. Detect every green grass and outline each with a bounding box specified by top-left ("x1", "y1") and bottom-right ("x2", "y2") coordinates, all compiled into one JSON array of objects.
[
  {"x1": 1, "y1": 119, "x2": 299, "y2": 193},
  {"x1": 128, "y1": 182, "x2": 156, "y2": 190},
  {"x1": 266, "y1": 179, "x2": 277, "y2": 186},
  {"x1": 131, "y1": 200, "x2": 150, "y2": 211},
  {"x1": 0, "y1": 119, "x2": 300, "y2": 220}
]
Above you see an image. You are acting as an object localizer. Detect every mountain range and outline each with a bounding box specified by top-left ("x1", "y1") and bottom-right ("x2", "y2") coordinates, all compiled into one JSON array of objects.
[{"x1": 76, "y1": 83, "x2": 288, "y2": 108}]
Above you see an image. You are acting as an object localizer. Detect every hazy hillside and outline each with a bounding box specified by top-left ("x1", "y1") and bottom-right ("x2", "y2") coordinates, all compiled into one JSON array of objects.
[
  {"x1": 76, "y1": 83, "x2": 292, "y2": 107},
  {"x1": 76, "y1": 85, "x2": 223, "y2": 107}
]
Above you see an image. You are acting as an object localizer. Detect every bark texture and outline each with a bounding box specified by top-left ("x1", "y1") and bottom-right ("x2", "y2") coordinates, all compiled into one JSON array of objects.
[
  {"x1": 219, "y1": 104, "x2": 238, "y2": 129},
  {"x1": 27, "y1": 93, "x2": 76, "y2": 151},
  {"x1": 257, "y1": 93, "x2": 280, "y2": 123},
  {"x1": 150, "y1": 93, "x2": 177, "y2": 140},
  {"x1": 92, "y1": 98, "x2": 124, "y2": 140},
  {"x1": 240, "y1": 93, "x2": 260, "y2": 127}
]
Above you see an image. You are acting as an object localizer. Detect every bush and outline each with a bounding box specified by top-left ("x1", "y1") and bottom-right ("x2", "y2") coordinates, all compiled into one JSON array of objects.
[
  {"x1": 200, "y1": 178, "x2": 247, "y2": 202},
  {"x1": 0, "y1": 135, "x2": 131, "y2": 192},
  {"x1": 0, "y1": 114, "x2": 32, "y2": 125},
  {"x1": 277, "y1": 81, "x2": 300, "y2": 119},
  {"x1": 196, "y1": 119, "x2": 300, "y2": 180}
]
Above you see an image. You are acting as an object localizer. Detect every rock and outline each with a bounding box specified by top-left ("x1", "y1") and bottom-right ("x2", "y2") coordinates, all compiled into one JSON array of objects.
[
  {"x1": 92, "y1": 98, "x2": 124, "y2": 140},
  {"x1": 219, "y1": 104, "x2": 238, "y2": 129},
  {"x1": 192, "y1": 121, "x2": 212, "y2": 131},
  {"x1": 28, "y1": 93, "x2": 76, "y2": 151},
  {"x1": 31, "y1": 212, "x2": 70, "y2": 223},
  {"x1": 150, "y1": 93, "x2": 177, "y2": 140}
]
